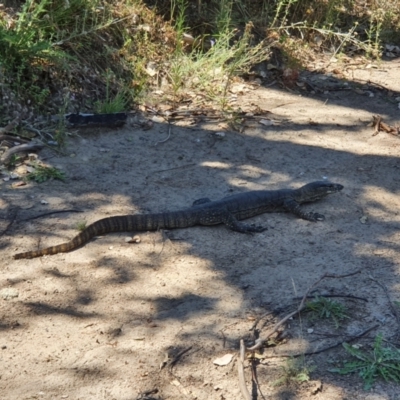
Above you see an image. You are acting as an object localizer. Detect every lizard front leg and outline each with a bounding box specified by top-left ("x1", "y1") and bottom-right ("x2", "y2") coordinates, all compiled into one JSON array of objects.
[{"x1": 283, "y1": 198, "x2": 325, "y2": 221}]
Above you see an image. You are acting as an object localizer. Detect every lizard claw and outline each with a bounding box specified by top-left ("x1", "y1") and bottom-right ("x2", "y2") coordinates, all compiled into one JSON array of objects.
[
  {"x1": 249, "y1": 224, "x2": 268, "y2": 233},
  {"x1": 312, "y1": 213, "x2": 325, "y2": 221}
]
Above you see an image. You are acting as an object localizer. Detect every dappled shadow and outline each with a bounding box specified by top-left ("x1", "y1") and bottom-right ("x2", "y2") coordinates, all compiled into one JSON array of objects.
[
  {"x1": 96, "y1": 256, "x2": 139, "y2": 284},
  {"x1": 42, "y1": 267, "x2": 76, "y2": 279},
  {"x1": 2, "y1": 73, "x2": 400, "y2": 397},
  {"x1": 25, "y1": 301, "x2": 100, "y2": 318},
  {"x1": 152, "y1": 293, "x2": 217, "y2": 321}
]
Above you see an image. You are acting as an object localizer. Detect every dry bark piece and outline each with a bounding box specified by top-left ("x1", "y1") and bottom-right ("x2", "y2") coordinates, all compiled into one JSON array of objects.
[
  {"x1": 213, "y1": 353, "x2": 234, "y2": 366},
  {"x1": 372, "y1": 115, "x2": 400, "y2": 136}
]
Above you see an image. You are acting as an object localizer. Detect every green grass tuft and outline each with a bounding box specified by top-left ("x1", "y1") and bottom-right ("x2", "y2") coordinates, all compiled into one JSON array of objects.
[
  {"x1": 305, "y1": 296, "x2": 349, "y2": 328},
  {"x1": 76, "y1": 221, "x2": 87, "y2": 231},
  {"x1": 273, "y1": 356, "x2": 315, "y2": 386},
  {"x1": 26, "y1": 165, "x2": 66, "y2": 183},
  {"x1": 331, "y1": 334, "x2": 400, "y2": 390}
]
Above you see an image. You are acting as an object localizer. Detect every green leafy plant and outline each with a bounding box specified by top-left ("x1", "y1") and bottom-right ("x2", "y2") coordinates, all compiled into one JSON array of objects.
[
  {"x1": 94, "y1": 69, "x2": 131, "y2": 113},
  {"x1": 76, "y1": 221, "x2": 87, "y2": 231},
  {"x1": 8, "y1": 154, "x2": 22, "y2": 168},
  {"x1": 273, "y1": 356, "x2": 315, "y2": 386},
  {"x1": 331, "y1": 334, "x2": 400, "y2": 390},
  {"x1": 26, "y1": 164, "x2": 66, "y2": 183},
  {"x1": 305, "y1": 296, "x2": 349, "y2": 328},
  {"x1": 94, "y1": 90, "x2": 129, "y2": 114}
]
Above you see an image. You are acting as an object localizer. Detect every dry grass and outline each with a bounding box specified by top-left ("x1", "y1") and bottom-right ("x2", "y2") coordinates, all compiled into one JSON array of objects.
[{"x1": 0, "y1": 0, "x2": 399, "y2": 123}]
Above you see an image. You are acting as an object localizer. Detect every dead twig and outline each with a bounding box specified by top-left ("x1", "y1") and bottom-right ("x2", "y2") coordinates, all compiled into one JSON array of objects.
[
  {"x1": 247, "y1": 269, "x2": 362, "y2": 351},
  {"x1": 368, "y1": 275, "x2": 400, "y2": 327},
  {"x1": 23, "y1": 125, "x2": 55, "y2": 142},
  {"x1": 160, "y1": 346, "x2": 197, "y2": 372},
  {"x1": 168, "y1": 346, "x2": 193, "y2": 371},
  {"x1": 0, "y1": 142, "x2": 44, "y2": 165},
  {"x1": 152, "y1": 163, "x2": 195, "y2": 174},
  {"x1": 265, "y1": 323, "x2": 379, "y2": 358},
  {"x1": 0, "y1": 135, "x2": 29, "y2": 144},
  {"x1": 0, "y1": 118, "x2": 19, "y2": 134},
  {"x1": 22, "y1": 209, "x2": 83, "y2": 221},
  {"x1": 293, "y1": 294, "x2": 368, "y2": 302},
  {"x1": 153, "y1": 122, "x2": 171, "y2": 146},
  {"x1": 372, "y1": 115, "x2": 400, "y2": 136},
  {"x1": 249, "y1": 311, "x2": 275, "y2": 331},
  {"x1": 238, "y1": 339, "x2": 251, "y2": 400},
  {"x1": 250, "y1": 358, "x2": 267, "y2": 400}
]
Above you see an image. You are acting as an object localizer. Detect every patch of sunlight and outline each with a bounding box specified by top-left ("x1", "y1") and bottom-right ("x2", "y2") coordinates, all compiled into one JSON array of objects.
[{"x1": 201, "y1": 161, "x2": 231, "y2": 169}]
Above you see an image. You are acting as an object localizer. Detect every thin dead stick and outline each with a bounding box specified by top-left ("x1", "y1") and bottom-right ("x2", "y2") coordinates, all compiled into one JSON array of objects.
[
  {"x1": 249, "y1": 311, "x2": 275, "y2": 331},
  {"x1": 264, "y1": 323, "x2": 379, "y2": 358},
  {"x1": 247, "y1": 269, "x2": 362, "y2": 351},
  {"x1": 351, "y1": 77, "x2": 392, "y2": 92},
  {"x1": 152, "y1": 163, "x2": 195, "y2": 174},
  {"x1": 22, "y1": 209, "x2": 83, "y2": 221},
  {"x1": 368, "y1": 275, "x2": 400, "y2": 326},
  {"x1": 238, "y1": 339, "x2": 251, "y2": 400},
  {"x1": 250, "y1": 359, "x2": 267, "y2": 400},
  {"x1": 168, "y1": 346, "x2": 193, "y2": 371},
  {"x1": 0, "y1": 135, "x2": 29, "y2": 144},
  {"x1": 0, "y1": 118, "x2": 19, "y2": 134},
  {"x1": 154, "y1": 122, "x2": 171, "y2": 146},
  {"x1": 0, "y1": 143, "x2": 44, "y2": 165},
  {"x1": 293, "y1": 294, "x2": 368, "y2": 302}
]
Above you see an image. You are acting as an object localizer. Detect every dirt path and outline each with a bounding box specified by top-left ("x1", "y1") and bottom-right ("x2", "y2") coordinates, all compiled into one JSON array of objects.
[{"x1": 2, "y1": 60, "x2": 400, "y2": 399}]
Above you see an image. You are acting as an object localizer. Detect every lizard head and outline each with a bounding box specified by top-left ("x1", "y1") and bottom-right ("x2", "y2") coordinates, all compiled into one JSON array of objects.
[{"x1": 300, "y1": 181, "x2": 344, "y2": 202}]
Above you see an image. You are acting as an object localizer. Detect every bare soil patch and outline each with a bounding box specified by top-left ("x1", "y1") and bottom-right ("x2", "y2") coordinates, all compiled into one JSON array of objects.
[{"x1": 2, "y1": 60, "x2": 400, "y2": 399}]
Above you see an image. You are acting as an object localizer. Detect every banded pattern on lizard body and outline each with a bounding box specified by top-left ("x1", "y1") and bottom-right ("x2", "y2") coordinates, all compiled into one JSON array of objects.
[{"x1": 13, "y1": 181, "x2": 343, "y2": 259}]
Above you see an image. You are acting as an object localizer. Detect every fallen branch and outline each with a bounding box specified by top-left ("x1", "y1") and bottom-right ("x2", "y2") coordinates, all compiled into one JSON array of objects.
[
  {"x1": 0, "y1": 142, "x2": 44, "y2": 165},
  {"x1": 0, "y1": 135, "x2": 29, "y2": 144},
  {"x1": 264, "y1": 323, "x2": 379, "y2": 358},
  {"x1": 247, "y1": 269, "x2": 362, "y2": 351},
  {"x1": 250, "y1": 293, "x2": 367, "y2": 339},
  {"x1": 372, "y1": 115, "x2": 400, "y2": 136},
  {"x1": 238, "y1": 339, "x2": 251, "y2": 400}
]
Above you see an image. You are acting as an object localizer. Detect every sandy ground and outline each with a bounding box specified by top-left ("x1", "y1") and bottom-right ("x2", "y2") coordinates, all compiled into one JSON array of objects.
[{"x1": 2, "y1": 59, "x2": 400, "y2": 400}]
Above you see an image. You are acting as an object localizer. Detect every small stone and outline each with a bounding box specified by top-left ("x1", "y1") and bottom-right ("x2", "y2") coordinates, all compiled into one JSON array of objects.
[
  {"x1": 126, "y1": 235, "x2": 141, "y2": 243},
  {"x1": 213, "y1": 354, "x2": 234, "y2": 366},
  {"x1": 9, "y1": 172, "x2": 20, "y2": 179},
  {"x1": 0, "y1": 288, "x2": 19, "y2": 300}
]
